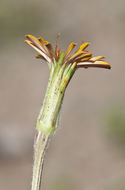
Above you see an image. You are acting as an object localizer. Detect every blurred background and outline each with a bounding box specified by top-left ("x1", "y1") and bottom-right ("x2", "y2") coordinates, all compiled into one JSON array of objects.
[{"x1": 0, "y1": 0, "x2": 125, "y2": 189}]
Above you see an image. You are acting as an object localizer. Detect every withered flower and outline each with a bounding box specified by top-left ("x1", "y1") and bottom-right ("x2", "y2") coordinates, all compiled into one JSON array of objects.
[{"x1": 25, "y1": 34, "x2": 111, "y2": 190}]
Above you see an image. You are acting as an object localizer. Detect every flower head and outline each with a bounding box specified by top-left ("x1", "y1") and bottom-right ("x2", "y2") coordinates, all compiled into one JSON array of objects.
[
  {"x1": 25, "y1": 34, "x2": 111, "y2": 135},
  {"x1": 25, "y1": 34, "x2": 111, "y2": 70}
]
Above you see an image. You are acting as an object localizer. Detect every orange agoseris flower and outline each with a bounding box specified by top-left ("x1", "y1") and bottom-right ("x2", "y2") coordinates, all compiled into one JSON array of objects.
[
  {"x1": 25, "y1": 34, "x2": 111, "y2": 70},
  {"x1": 25, "y1": 34, "x2": 111, "y2": 190}
]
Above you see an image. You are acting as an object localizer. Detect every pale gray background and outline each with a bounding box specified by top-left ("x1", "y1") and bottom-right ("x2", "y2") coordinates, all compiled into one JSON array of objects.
[{"x1": 0, "y1": 0, "x2": 125, "y2": 190}]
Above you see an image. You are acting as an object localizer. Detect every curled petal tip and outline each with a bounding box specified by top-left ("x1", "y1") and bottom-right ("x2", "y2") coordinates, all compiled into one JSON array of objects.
[
  {"x1": 26, "y1": 34, "x2": 33, "y2": 38},
  {"x1": 25, "y1": 40, "x2": 32, "y2": 45},
  {"x1": 95, "y1": 60, "x2": 111, "y2": 69},
  {"x1": 26, "y1": 34, "x2": 34, "y2": 40},
  {"x1": 25, "y1": 34, "x2": 29, "y2": 38}
]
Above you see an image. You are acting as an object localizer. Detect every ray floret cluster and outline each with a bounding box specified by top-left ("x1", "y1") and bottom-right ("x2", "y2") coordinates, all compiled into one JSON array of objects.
[{"x1": 25, "y1": 34, "x2": 111, "y2": 70}]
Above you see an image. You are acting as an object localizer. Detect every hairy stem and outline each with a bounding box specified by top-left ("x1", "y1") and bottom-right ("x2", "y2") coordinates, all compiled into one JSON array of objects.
[
  {"x1": 31, "y1": 132, "x2": 49, "y2": 190},
  {"x1": 31, "y1": 56, "x2": 76, "y2": 190}
]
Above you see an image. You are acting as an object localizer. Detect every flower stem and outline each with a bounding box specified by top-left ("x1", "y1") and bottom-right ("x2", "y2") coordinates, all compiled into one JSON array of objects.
[
  {"x1": 31, "y1": 54, "x2": 76, "y2": 190},
  {"x1": 31, "y1": 131, "x2": 49, "y2": 190}
]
